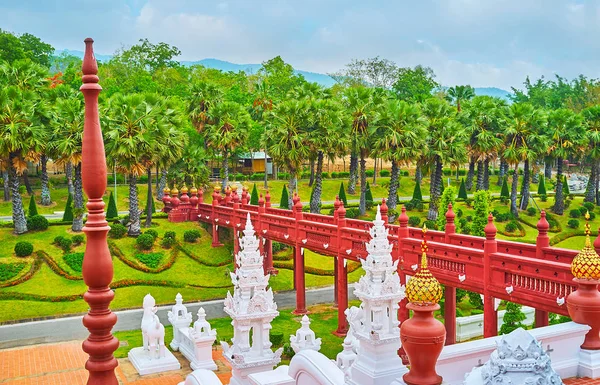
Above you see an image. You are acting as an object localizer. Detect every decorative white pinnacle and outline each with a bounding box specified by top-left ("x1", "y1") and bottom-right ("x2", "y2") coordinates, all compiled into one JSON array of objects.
[{"x1": 290, "y1": 315, "x2": 322, "y2": 353}]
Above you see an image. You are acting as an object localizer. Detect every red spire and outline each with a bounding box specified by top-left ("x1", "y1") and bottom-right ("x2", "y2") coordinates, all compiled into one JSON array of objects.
[
  {"x1": 399, "y1": 205, "x2": 409, "y2": 227},
  {"x1": 484, "y1": 213, "x2": 497, "y2": 240},
  {"x1": 445, "y1": 203, "x2": 455, "y2": 223},
  {"x1": 537, "y1": 210, "x2": 550, "y2": 233}
]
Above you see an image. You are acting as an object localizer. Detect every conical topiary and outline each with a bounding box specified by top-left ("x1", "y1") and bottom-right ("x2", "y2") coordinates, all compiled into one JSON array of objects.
[
  {"x1": 63, "y1": 194, "x2": 74, "y2": 222},
  {"x1": 457, "y1": 178, "x2": 468, "y2": 200},
  {"x1": 250, "y1": 183, "x2": 259, "y2": 205},
  {"x1": 106, "y1": 191, "x2": 118, "y2": 219},
  {"x1": 499, "y1": 302, "x2": 527, "y2": 335},
  {"x1": 365, "y1": 181, "x2": 374, "y2": 205},
  {"x1": 412, "y1": 181, "x2": 423, "y2": 201},
  {"x1": 144, "y1": 198, "x2": 156, "y2": 214},
  {"x1": 338, "y1": 182, "x2": 348, "y2": 207},
  {"x1": 500, "y1": 176, "x2": 510, "y2": 198},
  {"x1": 537, "y1": 174, "x2": 547, "y2": 195},
  {"x1": 563, "y1": 175, "x2": 570, "y2": 196},
  {"x1": 280, "y1": 184, "x2": 289, "y2": 209},
  {"x1": 28, "y1": 195, "x2": 38, "y2": 217}
]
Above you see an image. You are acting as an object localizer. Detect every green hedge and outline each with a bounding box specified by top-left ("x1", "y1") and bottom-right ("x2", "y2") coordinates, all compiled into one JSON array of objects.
[
  {"x1": 63, "y1": 252, "x2": 84, "y2": 272},
  {"x1": 0, "y1": 262, "x2": 26, "y2": 281},
  {"x1": 135, "y1": 252, "x2": 164, "y2": 268}
]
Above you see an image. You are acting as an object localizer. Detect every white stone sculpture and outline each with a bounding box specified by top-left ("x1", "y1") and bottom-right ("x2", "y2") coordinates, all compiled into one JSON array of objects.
[
  {"x1": 345, "y1": 205, "x2": 408, "y2": 385},
  {"x1": 336, "y1": 335, "x2": 358, "y2": 381},
  {"x1": 463, "y1": 327, "x2": 563, "y2": 385},
  {"x1": 168, "y1": 292, "x2": 193, "y2": 350},
  {"x1": 128, "y1": 294, "x2": 181, "y2": 375},
  {"x1": 221, "y1": 213, "x2": 282, "y2": 385},
  {"x1": 290, "y1": 315, "x2": 322, "y2": 353}
]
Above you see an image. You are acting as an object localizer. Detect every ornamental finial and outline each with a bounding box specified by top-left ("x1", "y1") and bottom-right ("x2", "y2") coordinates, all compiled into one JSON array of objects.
[
  {"x1": 405, "y1": 224, "x2": 442, "y2": 305},
  {"x1": 571, "y1": 211, "x2": 600, "y2": 280}
]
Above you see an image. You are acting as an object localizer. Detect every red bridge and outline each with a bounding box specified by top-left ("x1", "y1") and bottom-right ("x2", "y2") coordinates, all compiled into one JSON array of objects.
[{"x1": 165, "y1": 185, "x2": 586, "y2": 345}]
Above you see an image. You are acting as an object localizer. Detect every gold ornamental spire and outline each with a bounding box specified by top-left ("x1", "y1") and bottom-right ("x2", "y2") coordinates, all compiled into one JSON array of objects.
[
  {"x1": 571, "y1": 212, "x2": 600, "y2": 280},
  {"x1": 406, "y1": 225, "x2": 443, "y2": 305}
]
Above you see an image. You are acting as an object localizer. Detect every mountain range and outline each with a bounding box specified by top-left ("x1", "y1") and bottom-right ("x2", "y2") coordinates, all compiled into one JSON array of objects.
[{"x1": 60, "y1": 50, "x2": 512, "y2": 100}]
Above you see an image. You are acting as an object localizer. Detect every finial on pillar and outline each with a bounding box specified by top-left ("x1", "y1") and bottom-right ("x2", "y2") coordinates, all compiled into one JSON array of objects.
[
  {"x1": 537, "y1": 210, "x2": 549, "y2": 233},
  {"x1": 265, "y1": 190, "x2": 271, "y2": 207},
  {"x1": 445, "y1": 203, "x2": 455, "y2": 223},
  {"x1": 338, "y1": 202, "x2": 346, "y2": 220},
  {"x1": 381, "y1": 198, "x2": 388, "y2": 222},
  {"x1": 484, "y1": 213, "x2": 497, "y2": 240},
  {"x1": 258, "y1": 193, "x2": 264, "y2": 207}
]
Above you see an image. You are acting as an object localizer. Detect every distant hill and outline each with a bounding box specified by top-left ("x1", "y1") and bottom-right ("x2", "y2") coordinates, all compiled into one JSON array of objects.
[
  {"x1": 58, "y1": 49, "x2": 113, "y2": 63},
  {"x1": 57, "y1": 50, "x2": 512, "y2": 98}
]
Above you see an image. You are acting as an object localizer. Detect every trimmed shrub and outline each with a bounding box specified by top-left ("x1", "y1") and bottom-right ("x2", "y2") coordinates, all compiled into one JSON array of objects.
[
  {"x1": 0, "y1": 262, "x2": 26, "y2": 281},
  {"x1": 537, "y1": 174, "x2": 547, "y2": 195},
  {"x1": 505, "y1": 221, "x2": 519, "y2": 233},
  {"x1": 280, "y1": 185, "x2": 289, "y2": 209},
  {"x1": 567, "y1": 219, "x2": 580, "y2": 229},
  {"x1": 500, "y1": 302, "x2": 527, "y2": 335},
  {"x1": 539, "y1": 194, "x2": 548, "y2": 202},
  {"x1": 250, "y1": 183, "x2": 259, "y2": 205},
  {"x1": 283, "y1": 343, "x2": 295, "y2": 359},
  {"x1": 338, "y1": 182, "x2": 348, "y2": 207},
  {"x1": 321, "y1": 172, "x2": 330, "y2": 179},
  {"x1": 405, "y1": 199, "x2": 424, "y2": 212},
  {"x1": 59, "y1": 237, "x2": 73, "y2": 252},
  {"x1": 500, "y1": 177, "x2": 509, "y2": 198},
  {"x1": 106, "y1": 191, "x2": 118, "y2": 219},
  {"x1": 160, "y1": 237, "x2": 175, "y2": 249},
  {"x1": 63, "y1": 194, "x2": 74, "y2": 222},
  {"x1": 164, "y1": 231, "x2": 176, "y2": 240},
  {"x1": 277, "y1": 172, "x2": 290, "y2": 179},
  {"x1": 109, "y1": 223, "x2": 127, "y2": 239},
  {"x1": 136, "y1": 234, "x2": 155, "y2": 250},
  {"x1": 14, "y1": 242, "x2": 34, "y2": 257},
  {"x1": 457, "y1": 178, "x2": 467, "y2": 200},
  {"x1": 402, "y1": 170, "x2": 409, "y2": 176},
  {"x1": 423, "y1": 220, "x2": 437, "y2": 230},
  {"x1": 569, "y1": 209, "x2": 581, "y2": 218},
  {"x1": 380, "y1": 169, "x2": 390, "y2": 177},
  {"x1": 54, "y1": 235, "x2": 66, "y2": 245},
  {"x1": 250, "y1": 173, "x2": 265, "y2": 181},
  {"x1": 583, "y1": 202, "x2": 596, "y2": 212},
  {"x1": 72, "y1": 234, "x2": 85, "y2": 246},
  {"x1": 184, "y1": 229, "x2": 201, "y2": 243},
  {"x1": 412, "y1": 182, "x2": 423, "y2": 201},
  {"x1": 136, "y1": 252, "x2": 163, "y2": 268},
  {"x1": 27, "y1": 215, "x2": 49, "y2": 231},
  {"x1": 144, "y1": 229, "x2": 159, "y2": 240},
  {"x1": 270, "y1": 332, "x2": 284, "y2": 347},
  {"x1": 365, "y1": 181, "x2": 374, "y2": 209},
  {"x1": 526, "y1": 207, "x2": 537, "y2": 216},
  {"x1": 63, "y1": 252, "x2": 84, "y2": 272},
  {"x1": 408, "y1": 216, "x2": 421, "y2": 227},
  {"x1": 346, "y1": 208, "x2": 361, "y2": 219},
  {"x1": 366, "y1": 170, "x2": 374, "y2": 177},
  {"x1": 28, "y1": 195, "x2": 38, "y2": 217},
  {"x1": 331, "y1": 172, "x2": 338, "y2": 178},
  {"x1": 563, "y1": 175, "x2": 570, "y2": 196}
]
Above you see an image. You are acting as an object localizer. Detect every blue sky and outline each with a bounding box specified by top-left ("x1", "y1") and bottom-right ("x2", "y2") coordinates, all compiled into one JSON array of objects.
[{"x1": 1, "y1": 0, "x2": 599, "y2": 90}]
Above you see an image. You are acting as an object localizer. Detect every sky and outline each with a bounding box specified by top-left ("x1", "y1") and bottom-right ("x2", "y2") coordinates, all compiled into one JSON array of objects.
[{"x1": 1, "y1": 0, "x2": 599, "y2": 90}]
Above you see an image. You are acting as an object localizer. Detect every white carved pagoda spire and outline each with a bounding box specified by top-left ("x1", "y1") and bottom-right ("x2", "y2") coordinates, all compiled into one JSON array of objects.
[
  {"x1": 345, "y1": 205, "x2": 407, "y2": 385},
  {"x1": 222, "y1": 213, "x2": 281, "y2": 385}
]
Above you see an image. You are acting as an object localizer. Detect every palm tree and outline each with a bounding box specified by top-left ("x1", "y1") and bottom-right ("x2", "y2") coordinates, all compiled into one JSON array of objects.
[
  {"x1": 372, "y1": 100, "x2": 426, "y2": 214},
  {"x1": 251, "y1": 81, "x2": 274, "y2": 189},
  {"x1": 188, "y1": 82, "x2": 223, "y2": 134},
  {"x1": 446, "y1": 85, "x2": 475, "y2": 112},
  {"x1": 503, "y1": 103, "x2": 547, "y2": 217},
  {"x1": 264, "y1": 100, "x2": 311, "y2": 208},
  {"x1": 582, "y1": 106, "x2": 600, "y2": 204},
  {"x1": 544, "y1": 108, "x2": 585, "y2": 215},
  {"x1": 422, "y1": 98, "x2": 466, "y2": 220}
]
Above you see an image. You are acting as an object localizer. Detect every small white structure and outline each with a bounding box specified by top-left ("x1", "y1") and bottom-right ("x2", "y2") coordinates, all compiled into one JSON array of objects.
[
  {"x1": 290, "y1": 315, "x2": 321, "y2": 353},
  {"x1": 345, "y1": 206, "x2": 407, "y2": 385},
  {"x1": 221, "y1": 213, "x2": 282, "y2": 385},
  {"x1": 463, "y1": 327, "x2": 562, "y2": 385},
  {"x1": 168, "y1": 295, "x2": 218, "y2": 371},
  {"x1": 128, "y1": 294, "x2": 180, "y2": 375},
  {"x1": 336, "y1": 335, "x2": 357, "y2": 379}
]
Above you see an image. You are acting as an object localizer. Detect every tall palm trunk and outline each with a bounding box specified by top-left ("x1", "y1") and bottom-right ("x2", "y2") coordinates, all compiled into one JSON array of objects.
[
  {"x1": 157, "y1": 169, "x2": 167, "y2": 200},
  {"x1": 72, "y1": 163, "x2": 84, "y2": 232},
  {"x1": 310, "y1": 151, "x2": 324, "y2": 213},
  {"x1": 66, "y1": 161, "x2": 74, "y2": 196},
  {"x1": 348, "y1": 152, "x2": 358, "y2": 195},
  {"x1": 9, "y1": 152, "x2": 27, "y2": 234},
  {"x1": 553, "y1": 158, "x2": 565, "y2": 215},
  {"x1": 3, "y1": 169, "x2": 9, "y2": 201},
  {"x1": 476, "y1": 160, "x2": 484, "y2": 191},
  {"x1": 466, "y1": 157, "x2": 475, "y2": 191},
  {"x1": 221, "y1": 151, "x2": 229, "y2": 191},
  {"x1": 308, "y1": 156, "x2": 315, "y2": 187},
  {"x1": 145, "y1": 167, "x2": 153, "y2": 228},
  {"x1": 510, "y1": 165, "x2": 519, "y2": 218},
  {"x1": 585, "y1": 162, "x2": 597, "y2": 203},
  {"x1": 288, "y1": 169, "x2": 297, "y2": 209},
  {"x1": 155, "y1": 165, "x2": 160, "y2": 194},
  {"x1": 483, "y1": 159, "x2": 490, "y2": 190},
  {"x1": 22, "y1": 171, "x2": 33, "y2": 195},
  {"x1": 359, "y1": 151, "x2": 367, "y2": 215},
  {"x1": 519, "y1": 159, "x2": 530, "y2": 210},
  {"x1": 128, "y1": 174, "x2": 141, "y2": 236},
  {"x1": 497, "y1": 159, "x2": 508, "y2": 186},
  {"x1": 372, "y1": 156, "x2": 378, "y2": 185},
  {"x1": 544, "y1": 158, "x2": 552, "y2": 179},
  {"x1": 415, "y1": 163, "x2": 422, "y2": 185},
  {"x1": 387, "y1": 160, "x2": 400, "y2": 211},
  {"x1": 40, "y1": 154, "x2": 51, "y2": 206},
  {"x1": 428, "y1": 156, "x2": 442, "y2": 221}
]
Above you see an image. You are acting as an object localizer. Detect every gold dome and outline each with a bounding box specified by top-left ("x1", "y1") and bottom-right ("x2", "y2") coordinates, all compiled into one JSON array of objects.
[
  {"x1": 214, "y1": 185, "x2": 221, "y2": 191},
  {"x1": 190, "y1": 187, "x2": 198, "y2": 194},
  {"x1": 231, "y1": 185, "x2": 238, "y2": 191},
  {"x1": 406, "y1": 225, "x2": 443, "y2": 305},
  {"x1": 171, "y1": 187, "x2": 179, "y2": 195},
  {"x1": 571, "y1": 212, "x2": 600, "y2": 280},
  {"x1": 181, "y1": 186, "x2": 189, "y2": 193},
  {"x1": 163, "y1": 187, "x2": 171, "y2": 193}
]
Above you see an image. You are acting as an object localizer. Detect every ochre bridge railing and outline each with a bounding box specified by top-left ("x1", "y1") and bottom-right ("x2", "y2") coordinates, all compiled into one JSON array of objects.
[{"x1": 165, "y1": 187, "x2": 586, "y2": 344}]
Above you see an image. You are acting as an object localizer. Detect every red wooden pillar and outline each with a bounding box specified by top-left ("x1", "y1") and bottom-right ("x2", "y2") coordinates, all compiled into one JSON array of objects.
[
  {"x1": 80, "y1": 38, "x2": 119, "y2": 385},
  {"x1": 292, "y1": 196, "x2": 307, "y2": 315},
  {"x1": 211, "y1": 187, "x2": 222, "y2": 247},
  {"x1": 258, "y1": 194, "x2": 266, "y2": 274},
  {"x1": 265, "y1": 239, "x2": 274, "y2": 274},
  {"x1": 333, "y1": 197, "x2": 341, "y2": 307},
  {"x1": 334, "y1": 203, "x2": 349, "y2": 336},
  {"x1": 444, "y1": 204, "x2": 457, "y2": 344},
  {"x1": 397, "y1": 206, "x2": 410, "y2": 323},
  {"x1": 483, "y1": 213, "x2": 498, "y2": 338},
  {"x1": 535, "y1": 211, "x2": 550, "y2": 328}
]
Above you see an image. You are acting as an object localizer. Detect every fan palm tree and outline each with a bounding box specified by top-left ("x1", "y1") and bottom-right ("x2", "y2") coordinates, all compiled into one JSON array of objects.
[
  {"x1": 372, "y1": 100, "x2": 427, "y2": 214},
  {"x1": 188, "y1": 82, "x2": 224, "y2": 134},
  {"x1": 544, "y1": 108, "x2": 585, "y2": 215},
  {"x1": 446, "y1": 85, "x2": 475, "y2": 112},
  {"x1": 582, "y1": 106, "x2": 600, "y2": 204},
  {"x1": 205, "y1": 101, "x2": 252, "y2": 191}
]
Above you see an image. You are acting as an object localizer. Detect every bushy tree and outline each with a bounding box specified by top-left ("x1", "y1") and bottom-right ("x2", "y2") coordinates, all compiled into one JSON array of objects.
[
  {"x1": 62, "y1": 194, "x2": 73, "y2": 222},
  {"x1": 500, "y1": 302, "x2": 527, "y2": 335},
  {"x1": 338, "y1": 182, "x2": 348, "y2": 207},
  {"x1": 537, "y1": 174, "x2": 547, "y2": 195},
  {"x1": 279, "y1": 184, "x2": 289, "y2": 209},
  {"x1": 106, "y1": 191, "x2": 118, "y2": 219},
  {"x1": 457, "y1": 178, "x2": 467, "y2": 200},
  {"x1": 437, "y1": 187, "x2": 457, "y2": 231},
  {"x1": 471, "y1": 190, "x2": 490, "y2": 236},
  {"x1": 28, "y1": 195, "x2": 38, "y2": 217},
  {"x1": 250, "y1": 183, "x2": 259, "y2": 205}
]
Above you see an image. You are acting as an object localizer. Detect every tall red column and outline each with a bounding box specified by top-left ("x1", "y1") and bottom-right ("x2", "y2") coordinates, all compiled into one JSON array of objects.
[
  {"x1": 334, "y1": 203, "x2": 348, "y2": 336},
  {"x1": 535, "y1": 211, "x2": 550, "y2": 328},
  {"x1": 292, "y1": 197, "x2": 307, "y2": 315},
  {"x1": 80, "y1": 38, "x2": 119, "y2": 385},
  {"x1": 397, "y1": 206, "x2": 410, "y2": 323},
  {"x1": 483, "y1": 213, "x2": 498, "y2": 338},
  {"x1": 444, "y1": 204, "x2": 457, "y2": 344},
  {"x1": 211, "y1": 187, "x2": 223, "y2": 247}
]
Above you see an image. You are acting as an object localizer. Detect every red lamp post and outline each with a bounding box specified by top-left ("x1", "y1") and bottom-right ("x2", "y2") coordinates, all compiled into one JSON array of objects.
[{"x1": 80, "y1": 38, "x2": 119, "y2": 385}]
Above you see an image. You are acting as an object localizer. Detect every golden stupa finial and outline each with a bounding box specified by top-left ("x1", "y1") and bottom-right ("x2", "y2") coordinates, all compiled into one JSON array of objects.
[
  {"x1": 405, "y1": 224, "x2": 443, "y2": 305},
  {"x1": 571, "y1": 210, "x2": 600, "y2": 280}
]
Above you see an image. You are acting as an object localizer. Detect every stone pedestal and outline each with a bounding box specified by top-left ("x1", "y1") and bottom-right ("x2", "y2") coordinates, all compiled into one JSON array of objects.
[
  {"x1": 128, "y1": 347, "x2": 180, "y2": 376},
  {"x1": 579, "y1": 349, "x2": 600, "y2": 378},
  {"x1": 248, "y1": 366, "x2": 294, "y2": 385},
  {"x1": 178, "y1": 328, "x2": 217, "y2": 371},
  {"x1": 350, "y1": 340, "x2": 408, "y2": 385}
]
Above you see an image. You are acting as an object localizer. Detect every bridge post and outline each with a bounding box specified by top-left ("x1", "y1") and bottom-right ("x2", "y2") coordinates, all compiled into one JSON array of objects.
[
  {"x1": 397, "y1": 206, "x2": 410, "y2": 324},
  {"x1": 292, "y1": 195, "x2": 307, "y2": 315},
  {"x1": 444, "y1": 204, "x2": 457, "y2": 345},
  {"x1": 211, "y1": 187, "x2": 223, "y2": 247},
  {"x1": 381, "y1": 198, "x2": 388, "y2": 224},
  {"x1": 333, "y1": 197, "x2": 341, "y2": 306},
  {"x1": 265, "y1": 190, "x2": 271, "y2": 208},
  {"x1": 334, "y1": 203, "x2": 348, "y2": 336},
  {"x1": 483, "y1": 213, "x2": 498, "y2": 338},
  {"x1": 534, "y1": 211, "x2": 550, "y2": 328}
]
